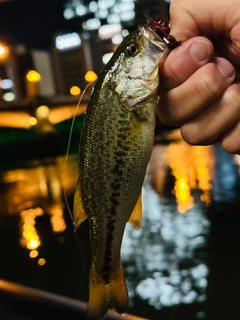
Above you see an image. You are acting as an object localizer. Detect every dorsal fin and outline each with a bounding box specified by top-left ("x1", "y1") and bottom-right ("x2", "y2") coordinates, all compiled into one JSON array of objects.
[{"x1": 73, "y1": 179, "x2": 89, "y2": 229}]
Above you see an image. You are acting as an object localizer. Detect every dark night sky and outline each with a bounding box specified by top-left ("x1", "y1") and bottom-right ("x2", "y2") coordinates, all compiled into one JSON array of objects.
[{"x1": 0, "y1": 0, "x2": 68, "y2": 50}]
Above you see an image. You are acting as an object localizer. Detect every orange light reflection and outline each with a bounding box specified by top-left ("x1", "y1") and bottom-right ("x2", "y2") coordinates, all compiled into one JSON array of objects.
[
  {"x1": 49, "y1": 204, "x2": 66, "y2": 233},
  {"x1": 154, "y1": 139, "x2": 215, "y2": 213},
  {"x1": 20, "y1": 207, "x2": 43, "y2": 250}
]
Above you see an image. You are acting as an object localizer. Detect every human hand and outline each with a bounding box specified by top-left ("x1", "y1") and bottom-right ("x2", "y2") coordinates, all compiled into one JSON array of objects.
[{"x1": 158, "y1": 0, "x2": 240, "y2": 154}]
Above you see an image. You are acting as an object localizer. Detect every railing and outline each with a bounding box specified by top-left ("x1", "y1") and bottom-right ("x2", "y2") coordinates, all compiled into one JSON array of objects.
[{"x1": 0, "y1": 279, "x2": 147, "y2": 320}]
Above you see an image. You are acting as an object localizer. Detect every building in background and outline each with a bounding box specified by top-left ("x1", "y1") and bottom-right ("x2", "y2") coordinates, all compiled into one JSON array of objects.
[
  {"x1": 0, "y1": 44, "x2": 56, "y2": 104},
  {"x1": 51, "y1": 0, "x2": 169, "y2": 96},
  {"x1": 52, "y1": 32, "x2": 97, "y2": 97},
  {"x1": 0, "y1": 0, "x2": 169, "y2": 106},
  {"x1": 31, "y1": 50, "x2": 56, "y2": 98}
]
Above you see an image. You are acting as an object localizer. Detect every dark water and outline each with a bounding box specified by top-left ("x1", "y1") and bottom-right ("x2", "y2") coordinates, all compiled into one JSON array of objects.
[{"x1": 1, "y1": 135, "x2": 240, "y2": 320}]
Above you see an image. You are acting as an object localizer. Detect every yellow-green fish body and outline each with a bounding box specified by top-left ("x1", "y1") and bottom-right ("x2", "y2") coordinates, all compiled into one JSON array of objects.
[{"x1": 74, "y1": 24, "x2": 169, "y2": 320}]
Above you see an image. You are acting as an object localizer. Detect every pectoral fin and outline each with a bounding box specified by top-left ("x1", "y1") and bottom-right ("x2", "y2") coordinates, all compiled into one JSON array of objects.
[
  {"x1": 128, "y1": 193, "x2": 142, "y2": 230},
  {"x1": 73, "y1": 179, "x2": 88, "y2": 229}
]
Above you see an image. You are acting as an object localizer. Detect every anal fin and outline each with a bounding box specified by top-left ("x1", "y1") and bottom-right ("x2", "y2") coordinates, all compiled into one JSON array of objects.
[{"x1": 128, "y1": 192, "x2": 142, "y2": 230}]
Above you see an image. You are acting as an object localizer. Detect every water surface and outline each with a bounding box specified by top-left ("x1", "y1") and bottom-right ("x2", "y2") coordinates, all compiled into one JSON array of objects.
[{"x1": 1, "y1": 137, "x2": 240, "y2": 320}]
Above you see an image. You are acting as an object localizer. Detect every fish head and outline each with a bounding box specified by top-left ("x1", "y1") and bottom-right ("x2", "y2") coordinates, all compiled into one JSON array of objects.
[{"x1": 108, "y1": 24, "x2": 169, "y2": 109}]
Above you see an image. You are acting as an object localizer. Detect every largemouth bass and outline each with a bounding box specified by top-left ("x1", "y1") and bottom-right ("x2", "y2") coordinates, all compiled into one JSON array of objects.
[{"x1": 74, "y1": 23, "x2": 170, "y2": 320}]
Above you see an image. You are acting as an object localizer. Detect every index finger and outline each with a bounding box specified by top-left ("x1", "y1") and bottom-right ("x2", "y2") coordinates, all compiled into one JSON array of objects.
[{"x1": 159, "y1": 37, "x2": 214, "y2": 91}]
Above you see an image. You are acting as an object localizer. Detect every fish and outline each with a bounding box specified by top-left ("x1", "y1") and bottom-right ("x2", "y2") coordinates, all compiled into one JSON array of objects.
[{"x1": 73, "y1": 23, "x2": 171, "y2": 320}]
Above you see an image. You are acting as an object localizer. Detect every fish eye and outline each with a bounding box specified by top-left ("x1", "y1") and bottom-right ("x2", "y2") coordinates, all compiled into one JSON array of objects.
[{"x1": 126, "y1": 43, "x2": 139, "y2": 56}]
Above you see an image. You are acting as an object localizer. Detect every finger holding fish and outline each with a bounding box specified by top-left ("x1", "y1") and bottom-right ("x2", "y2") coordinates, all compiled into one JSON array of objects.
[
  {"x1": 156, "y1": 24, "x2": 240, "y2": 151},
  {"x1": 158, "y1": 56, "x2": 235, "y2": 127}
]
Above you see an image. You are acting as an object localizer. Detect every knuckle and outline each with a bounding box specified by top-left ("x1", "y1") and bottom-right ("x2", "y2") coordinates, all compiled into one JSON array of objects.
[
  {"x1": 180, "y1": 123, "x2": 213, "y2": 146},
  {"x1": 223, "y1": 84, "x2": 240, "y2": 113},
  {"x1": 160, "y1": 59, "x2": 186, "y2": 90},
  {"x1": 180, "y1": 124, "x2": 202, "y2": 145},
  {"x1": 157, "y1": 96, "x2": 183, "y2": 127},
  {"x1": 194, "y1": 71, "x2": 221, "y2": 103},
  {"x1": 157, "y1": 110, "x2": 180, "y2": 127}
]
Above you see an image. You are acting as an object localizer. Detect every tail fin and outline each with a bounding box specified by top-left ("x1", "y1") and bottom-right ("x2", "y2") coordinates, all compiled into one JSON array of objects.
[{"x1": 88, "y1": 265, "x2": 128, "y2": 320}]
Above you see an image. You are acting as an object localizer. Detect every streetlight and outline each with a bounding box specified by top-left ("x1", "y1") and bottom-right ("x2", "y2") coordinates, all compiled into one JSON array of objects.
[
  {"x1": 0, "y1": 43, "x2": 9, "y2": 60},
  {"x1": 26, "y1": 70, "x2": 41, "y2": 98},
  {"x1": 85, "y1": 70, "x2": 97, "y2": 82}
]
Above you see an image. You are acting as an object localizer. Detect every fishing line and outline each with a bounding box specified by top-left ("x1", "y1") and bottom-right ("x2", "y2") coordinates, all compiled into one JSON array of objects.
[
  {"x1": 63, "y1": 80, "x2": 97, "y2": 222},
  {"x1": 64, "y1": 80, "x2": 96, "y2": 164}
]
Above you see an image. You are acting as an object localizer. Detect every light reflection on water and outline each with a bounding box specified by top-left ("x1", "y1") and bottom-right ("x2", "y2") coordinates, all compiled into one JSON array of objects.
[
  {"x1": 0, "y1": 156, "x2": 78, "y2": 260},
  {"x1": 0, "y1": 138, "x2": 240, "y2": 319},
  {"x1": 122, "y1": 141, "x2": 212, "y2": 314}
]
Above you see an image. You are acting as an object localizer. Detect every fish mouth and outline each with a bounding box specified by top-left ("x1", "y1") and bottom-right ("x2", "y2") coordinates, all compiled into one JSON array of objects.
[{"x1": 138, "y1": 24, "x2": 168, "y2": 53}]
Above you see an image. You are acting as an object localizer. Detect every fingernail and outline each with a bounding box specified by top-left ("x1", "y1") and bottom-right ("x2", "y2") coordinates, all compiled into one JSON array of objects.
[
  {"x1": 190, "y1": 40, "x2": 210, "y2": 62},
  {"x1": 216, "y1": 57, "x2": 235, "y2": 78}
]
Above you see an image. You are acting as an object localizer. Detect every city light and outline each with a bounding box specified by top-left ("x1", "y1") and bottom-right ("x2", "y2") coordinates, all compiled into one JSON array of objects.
[
  {"x1": 102, "y1": 52, "x2": 113, "y2": 64},
  {"x1": 85, "y1": 70, "x2": 97, "y2": 82},
  {"x1": 20, "y1": 207, "x2": 44, "y2": 250},
  {"x1": 63, "y1": 7, "x2": 75, "y2": 20},
  {"x1": 112, "y1": 33, "x2": 123, "y2": 45},
  {"x1": 122, "y1": 29, "x2": 129, "y2": 37},
  {"x1": 0, "y1": 43, "x2": 9, "y2": 60},
  {"x1": 29, "y1": 250, "x2": 39, "y2": 258},
  {"x1": 36, "y1": 105, "x2": 50, "y2": 120},
  {"x1": 26, "y1": 70, "x2": 41, "y2": 82},
  {"x1": 56, "y1": 33, "x2": 81, "y2": 50},
  {"x1": 121, "y1": 10, "x2": 135, "y2": 21},
  {"x1": 96, "y1": 9, "x2": 108, "y2": 19},
  {"x1": 98, "y1": 23, "x2": 122, "y2": 39},
  {"x1": 0, "y1": 79, "x2": 13, "y2": 89},
  {"x1": 27, "y1": 239, "x2": 39, "y2": 250},
  {"x1": 38, "y1": 258, "x2": 46, "y2": 266},
  {"x1": 76, "y1": 4, "x2": 87, "y2": 16},
  {"x1": 107, "y1": 13, "x2": 121, "y2": 24},
  {"x1": 28, "y1": 117, "x2": 38, "y2": 126},
  {"x1": 82, "y1": 18, "x2": 101, "y2": 31},
  {"x1": 49, "y1": 204, "x2": 67, "y2": 233},
  {"x1": 70, "y1": 85, "x2": 81, "y2": 96},
  {"x1": 3, "y1": 92, "x2": 15, "y2": 102},
  {"x1": 89, "y1": 1, "x2": 98, "y2": 12}
]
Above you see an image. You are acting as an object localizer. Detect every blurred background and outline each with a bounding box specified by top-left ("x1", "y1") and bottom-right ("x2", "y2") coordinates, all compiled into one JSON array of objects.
[{"x1": 1, "y1": 1, "x2": 240, "y2": 320}]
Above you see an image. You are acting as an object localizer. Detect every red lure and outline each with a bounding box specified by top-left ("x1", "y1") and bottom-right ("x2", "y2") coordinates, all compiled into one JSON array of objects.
[{"x1": 148, "y1": 18, "x2": 180, "y2": 50}]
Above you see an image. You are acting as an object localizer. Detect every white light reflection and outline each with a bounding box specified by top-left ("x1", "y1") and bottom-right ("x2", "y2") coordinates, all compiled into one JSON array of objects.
[
  {"x1": 96, "y1": 9, "x2": 108, "y2": 19},
  {"x1": 89, "y1": 1, "x2": 98, "y2": 12},
  {"x1": 3, "y1": 92, "x2": 15, "y2": 102},
  {"x1": 56, "y1": 33, "x2": 81, "y2": 50},
  {"x1": 111, "y1": 33, "x2": 123, "y2": 45},
  {"x1": 102, "y1": 52, "x2": 113, "y2": 64},
  {"x1": 120, "y1": 10, "x2": 135, "y2": 21},
  {"x1": 83, "y1": 18, "x2": 101, "y2": 31},
  {"x1": 107, "y1": 13, "x2": 121, "y2": 24},
  {"x1": 1, "y1": 79, "x2": 13, "y2": 89},
  {"x1": 76, "y1": 4, "x2": 87, "y2": 16},
  {"x1": 212, "y1": 145, "x2": 239, "y2": 202},
  {"x1": 121, "y1": 145, "x2": 210, "y2": 311},
  {"x1": 63, "y1": 8, "x2": 75, "y2": 20},
  {"x1": 119, "y1": 1, "x2": 134, "y2": 11},
  {"x1": 98, "y1": 23, "x2": 122, "y2": 39}
]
